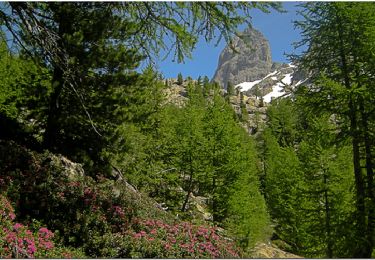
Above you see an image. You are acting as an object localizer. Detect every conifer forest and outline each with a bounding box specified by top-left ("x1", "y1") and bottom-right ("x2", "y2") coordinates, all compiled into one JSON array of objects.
[{"x1": 0, "y1": 2, "x2": 374, "y2": 258}]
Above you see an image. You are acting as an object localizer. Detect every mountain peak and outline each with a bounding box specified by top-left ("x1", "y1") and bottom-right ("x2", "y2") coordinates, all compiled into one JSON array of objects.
[
  {"x1": 212, "y1": 27, "x2": 307, "y2": 103},
  {"x1": 212, "y1": 27, "x2": 273, "y2": 88}
]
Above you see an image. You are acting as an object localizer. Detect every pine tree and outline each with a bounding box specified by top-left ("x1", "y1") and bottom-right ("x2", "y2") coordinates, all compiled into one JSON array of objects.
[
  {"x1": 197, "y1": 76, "x2": 203, "y2": 87},
  {"x1": 225, "y1": 129, "x2": 271, "y2": 249}
]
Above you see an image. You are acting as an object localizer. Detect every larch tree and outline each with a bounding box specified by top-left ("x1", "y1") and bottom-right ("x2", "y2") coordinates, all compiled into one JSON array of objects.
[{"x1": 293, "y1": 3, "x2": 375, "y2": 256}]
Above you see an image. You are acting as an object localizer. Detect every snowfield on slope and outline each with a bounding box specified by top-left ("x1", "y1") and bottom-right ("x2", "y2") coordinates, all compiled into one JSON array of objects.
[
  {"x1": 235, "y1": 71, "x2": 277, "y2": 91},
  {"x1": 263, "y1": 73, "x2": 292, "y2": 103}
]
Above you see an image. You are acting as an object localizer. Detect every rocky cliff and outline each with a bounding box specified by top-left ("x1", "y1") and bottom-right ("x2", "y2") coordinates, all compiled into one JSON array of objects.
[
  {"x1": 212, "y1": 27, "x2": 308, "y2": 104},
  {"x1": 212, "y1": 27, "x2": 273, "y2": 89}
]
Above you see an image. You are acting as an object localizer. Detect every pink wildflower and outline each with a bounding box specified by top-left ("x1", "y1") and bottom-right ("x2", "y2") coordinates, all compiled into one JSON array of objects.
[
  {"x1": 8, "y1": 212, "x2": 16, "y2": 220},
  {"x1": 57, "y1": 192, "x2": 65, "y2": 200},
  {"x1": 39, "y1": 227, "x2": 54, "y2": 240},
  {"x1": 40, "y1": 241, "x2": 54, "y2": 250},
  {"x1": 13, "y1": 223, "x2": 23, "y2": 231},
  {"x1": 27, "y1": 243, "x2": 37, "y2": 255},
  {"x1": 5, "y1": 231, "x2": 16, "y2": 243},
  {"x1": 113, "y1": 206, "x2": 125, "y2": 218}
]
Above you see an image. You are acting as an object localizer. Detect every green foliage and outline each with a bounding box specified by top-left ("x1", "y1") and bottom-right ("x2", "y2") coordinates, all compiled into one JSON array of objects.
[
  {"x1": 294, "y1": 2, "x2": 375, "y2": 257},
  {"x1": 177, "y1": 72, "x2": 184, "y2": 85},
  {"x1": 266, "y1": 98, "x2": 299, "y2": 147},
  {"x1": 165, "y1": 82, "x2": 270, "y2": 249},
  {"x1": 0, "y1": 37, "x2": 51, "y2": 134},
  {"x1": 225, "y1": 132, "x2": 271, "y2": 249},
  {"x1": 263, "y1": 129, "x2": 304, "y2": 250},
  {"x1": 227, "y1": 81, "x2": 235, "y2": 96},
  {"x1": 0, "y1": 2, "x2": 291, "y2": 259},
  {"x1": 2, "y1": 2, "x2": 281, "y2": 67},
  {"x1": 0, "y1": 139, "x2": 247, "y2": 258},
  {"x1": 262, "y1": 98, "x2": 356, "y2": 257}
]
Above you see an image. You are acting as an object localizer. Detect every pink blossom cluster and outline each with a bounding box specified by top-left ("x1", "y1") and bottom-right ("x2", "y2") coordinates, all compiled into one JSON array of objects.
[
  {"x1": 68, "y1": 181, "x2": 81, "y2": 187},
  {"x1": 38, "y1": 227, "x2": 54, "y2": 250},
  {"x1": 0, "y1": 195, "x2": 56, "y2": 258},
  {"x1": 112, "y1": 205, "x2": 125, "y2": 218},
  {"x1": 3, "y1": 223, "x2": 37, "y2": 258},
  {"x1": 129, "y1": 218, "x2": 240, "y2": 258}
]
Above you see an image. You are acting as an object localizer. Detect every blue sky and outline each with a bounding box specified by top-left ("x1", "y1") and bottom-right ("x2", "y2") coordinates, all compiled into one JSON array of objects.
[{"x1": 153, "y1": 2, "x2": 304, "y2": 80}]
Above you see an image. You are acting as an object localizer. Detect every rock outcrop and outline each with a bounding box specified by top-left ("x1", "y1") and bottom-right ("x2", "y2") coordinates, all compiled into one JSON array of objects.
[
  {"x1": 212, "y1": 26, "x2": 309, "y2": 105},
  {"x1": 212, "y1": 27, "x2": 273, "y2": 89},
  {"x1": 250, "y1": 243, "x2": 303, "y2": 258}
]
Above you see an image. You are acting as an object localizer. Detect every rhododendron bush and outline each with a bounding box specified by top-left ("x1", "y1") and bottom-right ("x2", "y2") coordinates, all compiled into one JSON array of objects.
[
  {"x1": 0, "y1": 195, "x2": 84, "y2": 258},
  {"x1": 123, "y1": 219, "x2": 241, "y2": 258},
  {"x1": 0, "y1": 140, "x2": 245, "y2": 258}
]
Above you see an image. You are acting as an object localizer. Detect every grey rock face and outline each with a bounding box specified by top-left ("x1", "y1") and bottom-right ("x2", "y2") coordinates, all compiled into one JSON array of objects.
[{"x1": 212, "y1": 27, "x2": 273, "y2": 89}]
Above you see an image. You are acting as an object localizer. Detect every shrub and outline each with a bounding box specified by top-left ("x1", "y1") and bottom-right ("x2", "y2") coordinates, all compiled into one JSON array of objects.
[
  {"x1": 108, "y1": 218, "x2": 241, "y2": 258},
  {"x1": 0, "y1": 140, "x2": 244, "y2": 258},
  {"x1": 0, "y1": 194, "x2": 85, "y2": 258}
]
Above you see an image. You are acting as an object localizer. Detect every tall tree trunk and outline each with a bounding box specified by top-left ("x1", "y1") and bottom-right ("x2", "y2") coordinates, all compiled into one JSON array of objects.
[
  {"x1": 336, "y1": 12, "x2": 369, "y2": 257},
  {"x1": 350, "y1": 100, "x2": 368, "y2": 257},
  {"x1": 43, "y1": 69, "x2": 64, "y2": 151},
  {"x1": 43, "y1": 5, "x2": 68, "y2": 151},
  {"x1": 181, "y1": 148, "x2": 194, "y2": 212},
  {"x1": 359, "y1": 98, "x2": 375, "y2": 256}
]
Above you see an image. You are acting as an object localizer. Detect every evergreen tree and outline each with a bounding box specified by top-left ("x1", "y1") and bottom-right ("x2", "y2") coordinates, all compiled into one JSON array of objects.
[
  {"x1": 225, "y1": 129, "x2": 271, "y2": 249},
  {"x1": 2, "y1": 2, "x2": 281, "y2": 68},
  {"x1": 294, "y1": 3, "x2": 375, "y2": 256},
  {"x1": 262, "y1": 98, "x2": 356, "y2": 257},
  {"x1": 297, "y1": 115, "x2": 355, "y2": 257},
  {"x1": 0, "y1": 36, "x2": 51, "y2": 145},
  {"x1": 262, "y1": 128, "x2": 305, "y2": 251},
  {"x1": 197, "y1": 76, "x2": 203, "y2": 87},
  {"x1": 227, "y1": 81, "x2": 235, "y2": 96},
  {"x1": 177, "y1": 72, "x2": 183, "y2": 85}
]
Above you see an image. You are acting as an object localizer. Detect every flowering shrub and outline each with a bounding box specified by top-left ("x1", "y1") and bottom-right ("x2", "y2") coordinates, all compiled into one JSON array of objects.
[
  {"x1": 122, "y1": 218, "x2": 241, "y2": 258},
  {"x1": 0, "y1": 141, "x2": 244, "y2": 258},
  {"x1": 0, "y1": 195, "x2": 85, "y2": 258}
]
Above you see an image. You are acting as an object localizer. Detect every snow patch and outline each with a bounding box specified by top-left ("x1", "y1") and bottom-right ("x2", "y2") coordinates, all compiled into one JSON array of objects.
[
  {"x1": 263, "y1": 73, "x2": 292, "y2": 103},
  {"x1": 271, "y1": 76, "x2": 278, "y2": 80},
  {"x1": 294, "y1": 79, "x2": 308, "y2": 87},
  {"x1": 281, "y1": 73, "x2": 292, "y2": 85},
  {"x1": 236, "y1": 79, "x2": 262, "y2": 91},
  {"x1": 263, "y1": 71, "x2": 278, "y2": 79},
  {"x1": 236, "y1": 70, "x2": 278, "y2": 92},
  {"x1": 263, "y1": 83, "x2": 284, "y2": 103}
]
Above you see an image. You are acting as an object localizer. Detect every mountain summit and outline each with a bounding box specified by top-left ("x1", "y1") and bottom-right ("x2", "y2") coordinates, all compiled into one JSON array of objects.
[
  {"x1": 212, "y1": 27, "x2": 306, "y2": 103},
  {"x1": 212, "y1": 27, "x2": 273, "y2": 89}
]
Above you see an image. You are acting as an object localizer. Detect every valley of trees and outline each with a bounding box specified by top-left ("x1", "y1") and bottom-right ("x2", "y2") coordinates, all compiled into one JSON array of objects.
[{"x1": 0, "y1": 2, "x2": 374, "y2": 258}]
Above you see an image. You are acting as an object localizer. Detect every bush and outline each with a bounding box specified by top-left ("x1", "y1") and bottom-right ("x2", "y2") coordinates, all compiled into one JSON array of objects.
[
  {"x1": 0, "y1": 140, "x2": 244, "y2": 258},
  {"x1": 124, "y1": 218, "x2": 241, "y2": 258},
  {"x1": 0, "y1": 195, "x2": 85, "y2": 258}
]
